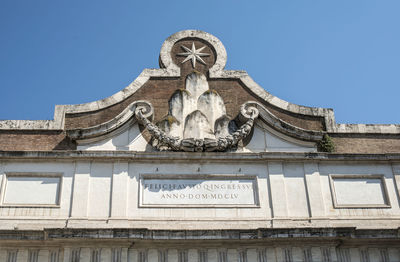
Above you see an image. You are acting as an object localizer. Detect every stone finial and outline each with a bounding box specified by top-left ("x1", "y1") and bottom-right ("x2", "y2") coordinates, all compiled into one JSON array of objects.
[{"x1": 159, "y1": 30, "x2": 227, "y2": 76}]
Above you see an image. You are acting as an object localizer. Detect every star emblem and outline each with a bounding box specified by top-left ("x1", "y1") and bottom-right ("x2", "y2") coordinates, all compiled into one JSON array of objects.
[{"x1": 177, "y1": 42, "x2": 210, "y2": 68}]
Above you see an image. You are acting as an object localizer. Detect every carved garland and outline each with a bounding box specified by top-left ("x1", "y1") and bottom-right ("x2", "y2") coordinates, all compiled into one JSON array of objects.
[{"x1": 135, "y1": 102, "x2": 259, "y2": 152}]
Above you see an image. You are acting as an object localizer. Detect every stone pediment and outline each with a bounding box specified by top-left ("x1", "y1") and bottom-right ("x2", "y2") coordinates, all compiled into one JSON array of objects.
[
  {"x1": 65, "y1": 30, "x2": 328, "y2": 152},
  {"x1": 2, "y1": 30, "x2": 400, "y2": 153}
]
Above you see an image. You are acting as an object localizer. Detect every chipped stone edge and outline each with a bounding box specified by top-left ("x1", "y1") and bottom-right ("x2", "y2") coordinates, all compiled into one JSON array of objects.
[{"x1": 0, "y1": 30, "x2": 399, "y2": 135}]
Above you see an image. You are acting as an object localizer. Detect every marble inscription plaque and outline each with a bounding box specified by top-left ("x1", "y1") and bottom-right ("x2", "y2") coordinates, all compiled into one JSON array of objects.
[{"x1": 140, "y1": 175, "x2": 259, "y2": 207}]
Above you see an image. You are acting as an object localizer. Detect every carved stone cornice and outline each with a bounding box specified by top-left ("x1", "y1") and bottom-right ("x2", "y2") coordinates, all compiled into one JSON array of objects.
[
  {"x1": 66, "y1": 100, "x2": 152, "y2": 144},
  {"x1": 0, "y1": 228, "x2": 399, "y2": 243},
  {"x1": 1, "y1": 150, "x2": 400, "y2": 162},
  {"x1": 244, "y1": 101, "x2": 324, "y2": 142}
]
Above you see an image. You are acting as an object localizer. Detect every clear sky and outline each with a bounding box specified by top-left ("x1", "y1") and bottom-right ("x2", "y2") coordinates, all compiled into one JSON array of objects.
[{"x1": 0, "y1": 1, "x2": 399, "y2": 124}]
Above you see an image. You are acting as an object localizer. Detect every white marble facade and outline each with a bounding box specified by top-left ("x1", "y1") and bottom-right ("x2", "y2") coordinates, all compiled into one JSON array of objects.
[
  {"x1": 0, "y1": 158, "x2": 399, "y2": 261},
  {"x1": 1, "y1": 160, "x2": 400, "y2": 229}
]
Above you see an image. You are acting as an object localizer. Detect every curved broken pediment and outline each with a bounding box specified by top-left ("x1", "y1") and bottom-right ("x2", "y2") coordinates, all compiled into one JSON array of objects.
[
  {"x1": 243, "y1": 102, "x2": 324, "y2": 142},
  {"x1": 66, "y1": 101, "x2": 153, "y2": 144},
  {"x1": 66, "y1": 95, "x2": 322, "y2": 153},
  {"x1": 2, "y1": 30, "x2": 400, "y2": 154},
  {"x1": 65, "y1": 32, "x2": 324, "y2": 152}
]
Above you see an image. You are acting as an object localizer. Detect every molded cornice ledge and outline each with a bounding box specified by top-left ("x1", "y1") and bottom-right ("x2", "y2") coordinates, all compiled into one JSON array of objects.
[
  {"x1": 1, "y1": 151, "x2": 400, "y2": 162},
  {"x1": 66, "y1": 100, "x2": 153, "y2": 144},
  {"x1": 1, "y1": 30, "x2": 399, "y2": 136},
  {"x1": 0, "y1": 228, "x2": 399, "y2": 241},
  {"x1": 246, "y1": 101, "x2": 323, "y2": 141}
]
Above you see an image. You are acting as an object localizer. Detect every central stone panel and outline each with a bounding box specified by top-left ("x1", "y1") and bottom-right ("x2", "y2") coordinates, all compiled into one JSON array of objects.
[{"x1": 139, "y1": 174, "x2": 259, "y2": 207}]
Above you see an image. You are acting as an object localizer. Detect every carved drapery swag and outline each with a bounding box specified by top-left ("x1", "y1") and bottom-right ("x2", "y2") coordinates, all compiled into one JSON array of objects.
[
  {"x1": 136, "y1": 101, "x2": 258, "y2": 152},
  {"x1": 135, "y1": 72, "x2": 259, "y2": 152}
]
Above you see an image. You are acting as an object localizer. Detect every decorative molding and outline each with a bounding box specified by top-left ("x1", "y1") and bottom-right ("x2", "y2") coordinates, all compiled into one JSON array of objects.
[
  {"x1": 246, "y1": 101, "x2": 323, "y2": 142},
  {"x1": 1, "y1": 151, "x2": 400, "y2": 162},
  {"x1": 6, "y1": 250, "x2": 18, "y2": 262},
  {"x1": 177, "y1": 42, "x2": 210, "y2": 68},
  {"x1": 66, "y1": 100, "x2": 152, "y2": 144},
  {"x1": 329, "y1": 174, "x2": 391, "y2": 208},
  {"x1": 255, "y1": 122, "x2": 316, "y2": 148},
  {"x1": 159, "y1": 30, "x2": 227, "y2": 77},
  {"x1": 333, "y1": 123, "x2": 400, "y2": 134},
  {"x1": 0, "y1": 172, "x2": 63, "y2": 207},
  {"x1": 0, "y1": 228, "x2": 398, "y2": 241}
]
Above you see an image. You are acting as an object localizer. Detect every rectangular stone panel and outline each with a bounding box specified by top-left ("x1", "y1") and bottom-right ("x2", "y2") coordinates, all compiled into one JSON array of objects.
[
  {"x1": 1, "y1": 173, "x2": 62, "y2": 207},
  {"x1": 139, "y1": 174, "x2": 259, "y2": 207},
  {"x1": 329, "y1": 174, "x2": 390, "y2": 208}
]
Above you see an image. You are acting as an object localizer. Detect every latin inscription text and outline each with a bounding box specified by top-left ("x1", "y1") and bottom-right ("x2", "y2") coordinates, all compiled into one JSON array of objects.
[{"x1": 140, "y1": 178, "x2": 258, "y2": 206}]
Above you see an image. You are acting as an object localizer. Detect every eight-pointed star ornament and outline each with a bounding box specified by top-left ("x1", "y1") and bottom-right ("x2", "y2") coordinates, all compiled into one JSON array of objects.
[{"x1": 177, "y1": 42, "x2": 210, "y2": 68}]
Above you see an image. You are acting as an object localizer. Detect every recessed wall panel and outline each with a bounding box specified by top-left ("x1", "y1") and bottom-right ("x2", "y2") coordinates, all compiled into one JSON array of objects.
[
  {"x1": 330, "y1": 175, "x2": 390, "y2": 208},
  {"x1": 1, "y1": 173, "x2": 62, "y2": 206}
]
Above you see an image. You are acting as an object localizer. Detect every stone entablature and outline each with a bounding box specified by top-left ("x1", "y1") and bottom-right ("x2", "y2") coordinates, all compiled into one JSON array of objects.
[
  {"x1": 1, "y1": 155, "x2": 400, "y2": 261},
  {"x1": 0, "y1": 228, "x2": 399, "y2": 262},
  {"x1": 1, "y1": 155, "x2": 400, "y2": 231}
]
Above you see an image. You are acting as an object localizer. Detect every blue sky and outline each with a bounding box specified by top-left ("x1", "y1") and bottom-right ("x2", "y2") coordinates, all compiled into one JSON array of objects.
[{"x1": 0, "y1": 1, "x2": 399, "y2": 124}]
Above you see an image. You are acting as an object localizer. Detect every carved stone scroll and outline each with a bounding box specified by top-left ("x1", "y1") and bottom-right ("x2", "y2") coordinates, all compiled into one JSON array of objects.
[{"x1": 135, "y1": 100, "x2": 258, "y2": 152}]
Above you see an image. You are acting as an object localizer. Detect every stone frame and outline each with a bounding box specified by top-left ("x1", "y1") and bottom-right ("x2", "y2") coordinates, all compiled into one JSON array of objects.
[
  {"x1": 329, "y1": 174, "x2": 391, "y2": 208},
  {"x1": 138, "y1": 173, "x2": 260, "y2": 208},
  {"x1": 0, "y1": 172, "x2": 63, "y2": 207}
]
